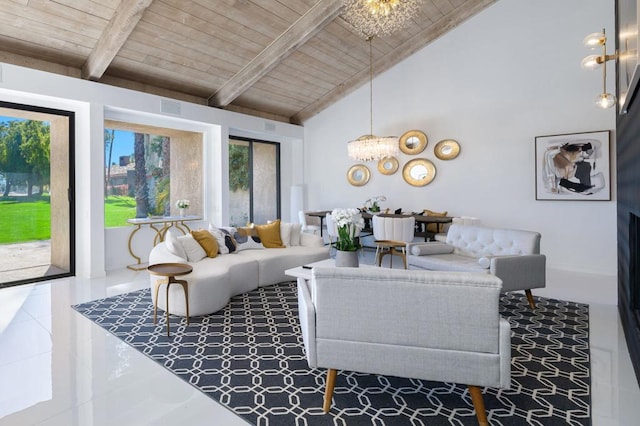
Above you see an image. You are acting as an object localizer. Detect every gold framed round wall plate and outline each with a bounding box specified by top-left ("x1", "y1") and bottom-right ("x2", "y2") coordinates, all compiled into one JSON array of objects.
[
  {"x1": 377, "y1": 156, "x2": 399, "y2": 175},
  {"x1": 347, "y1": 164, "x2": 371, "y2": 186},
  {"x1": 402, "y1": 158, "x2": 436, "y2": 187},
  {"x1": 399, "y1": 130, "x2": 428, "y2": 155},
  {"x1": 434, "y1": 139, "x2": 461, "y2": 160}
]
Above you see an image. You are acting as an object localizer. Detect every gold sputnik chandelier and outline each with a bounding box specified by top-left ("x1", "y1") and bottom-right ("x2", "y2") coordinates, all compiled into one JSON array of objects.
[{"x1": 342, "y1": 0, "x2": 423, "y2": 38}]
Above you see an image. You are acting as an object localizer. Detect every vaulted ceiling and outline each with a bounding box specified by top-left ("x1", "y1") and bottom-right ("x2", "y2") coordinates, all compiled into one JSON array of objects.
[{"x1": 0, "y1": 0, "x2": 496, "y2": 124}]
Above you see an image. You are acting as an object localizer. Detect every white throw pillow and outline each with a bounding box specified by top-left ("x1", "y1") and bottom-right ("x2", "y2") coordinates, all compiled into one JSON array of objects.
[
  {"x1": 279, "y1": 222, "x2": 293, "y2": 246},
  {"x1": 165, "y1": 228, "x2": 187, "y2": 260},
  {"x1": 177, "y1": 234, "x2": 206, "y2": 262},
  {"x1": 410, "y1": 243, "x2": 455, "y2": 256},
  {"x1": 289, "y1": 223, "x2": 302, "y2": 246},
  {"x1": 208, "y1": 224, "x2": 229, "y2": 254}
]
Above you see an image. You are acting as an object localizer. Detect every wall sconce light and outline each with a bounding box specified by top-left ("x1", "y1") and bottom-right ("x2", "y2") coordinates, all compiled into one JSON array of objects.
[{"x1": 582, "y1": 29, "x2": 617, "y2": 109}]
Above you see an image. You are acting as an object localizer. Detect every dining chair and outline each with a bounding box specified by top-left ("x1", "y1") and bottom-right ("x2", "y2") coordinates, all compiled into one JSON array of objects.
[
  {"x1": 299, "y1": 210, "x2": 321, "y2": 235},
  {"x1": 372, "y1": 215, "x2": 415, "y2": 268}
]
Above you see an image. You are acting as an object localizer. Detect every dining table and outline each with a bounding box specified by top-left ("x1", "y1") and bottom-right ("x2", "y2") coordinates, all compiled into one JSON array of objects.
[{"x1": 305, "y1": 210, "x2": 453, "y2": 241}]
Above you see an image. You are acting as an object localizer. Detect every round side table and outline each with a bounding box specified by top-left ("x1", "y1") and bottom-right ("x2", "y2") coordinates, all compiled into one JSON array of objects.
[{"x1": 148, "y1": 262, "x2": 193, "y2": 336}]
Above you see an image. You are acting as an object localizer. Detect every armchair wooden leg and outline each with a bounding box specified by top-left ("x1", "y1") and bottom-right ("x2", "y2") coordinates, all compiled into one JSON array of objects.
[
  {"x1": 323, "y1": 368, "x2": 337, "y2": 413},
  {"x1": 525, "y1": 289, "x2": 536, "y2": 309},
  {"x1": 468, "y1": 385, "x2": 488, "y2": 426}
]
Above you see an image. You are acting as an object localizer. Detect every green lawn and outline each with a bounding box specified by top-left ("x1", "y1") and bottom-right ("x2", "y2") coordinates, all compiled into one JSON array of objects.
[
  {"x1": 104, "y1": 195, "x2": 136, "y2": 228},
  {"x1": 0, "y1": 196, "x2": 52, "y2": 243},
  {"x1": 0, "y1": 195, "x2": 136, "y2": 244}
]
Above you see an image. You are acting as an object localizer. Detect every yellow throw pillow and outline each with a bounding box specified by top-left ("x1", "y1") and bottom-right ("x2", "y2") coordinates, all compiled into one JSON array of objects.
[
  {"x1": 255, "y1": 220, "x2": 285, "y2": 248},
  {"x1": 423, "y1": 209, "x2": 448, "y2": 234},
  {"x1": 191, "y1": 229, "x2": 219, "y2": 258}
]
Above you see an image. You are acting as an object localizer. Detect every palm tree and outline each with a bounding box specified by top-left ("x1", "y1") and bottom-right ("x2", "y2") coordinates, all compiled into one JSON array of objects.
[{"x1": 134, "y1": 133, "x2": 149, "y2": 218}]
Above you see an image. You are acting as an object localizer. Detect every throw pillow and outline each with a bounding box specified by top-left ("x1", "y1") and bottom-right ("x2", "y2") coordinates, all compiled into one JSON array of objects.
[
  {"x1": 208, "y1": 224, "x2": 229, "y2": 254},
  {"x1": 255, "y1": 220, "x2": 285, "y2": 248},
  {"x1": 220, "y1": 228, "x2": 237, "y2": 253},
  {"x1": 423, "y1": 209, "x2": 448, "y2": 234},
  {"x1": 177, "y1": 234, "x2": 207, "y2": 262},
  {"x1": 410, "y1": 243, "x2": 455, "y2": 256},
  {"x1": 289, "y1": 223, "x2": 302, "y2": 246},
  {"x1": 191, "y1": 229, "x2": 219, "y2": 258},
  {"x1": 234, "y1": 235, "x2": 265, "y2": 251},
  {"x1": 165, "y1": 228, "x2": 187, "y2": 260}
]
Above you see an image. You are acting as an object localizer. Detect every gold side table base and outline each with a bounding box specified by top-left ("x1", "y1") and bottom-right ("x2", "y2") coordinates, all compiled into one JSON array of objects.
[{"x1": 148, "y1": 262, "x2": 193, "y2": 337}]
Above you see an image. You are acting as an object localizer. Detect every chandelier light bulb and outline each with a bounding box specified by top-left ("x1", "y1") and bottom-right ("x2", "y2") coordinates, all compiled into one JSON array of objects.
[
  {"x1": 581, "y1": 55, "x2": 602, "y2": 70},
  {"x1": 583, "y1": 32, "x2": 606, "y2": 49},
  {"x1": 595, "y1": 93, "x2": 616, "y2": 109}
]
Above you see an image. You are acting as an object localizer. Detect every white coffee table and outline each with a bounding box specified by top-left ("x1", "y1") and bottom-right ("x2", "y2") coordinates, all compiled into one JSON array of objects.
[{"x1": 285, "y1": 258, "x2": 376, "y2": 280}]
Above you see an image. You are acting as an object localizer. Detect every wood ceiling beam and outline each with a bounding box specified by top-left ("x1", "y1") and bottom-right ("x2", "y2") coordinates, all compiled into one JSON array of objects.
[
  {"x1": 82, "y1": 0, "x2": 154, "y2": 81},
  {"x1": 208, "y1": 0, "x2": 344, "y2": 108},
  {"x1": 291, "y1": 0, "x2": 497, "y2": 124}
]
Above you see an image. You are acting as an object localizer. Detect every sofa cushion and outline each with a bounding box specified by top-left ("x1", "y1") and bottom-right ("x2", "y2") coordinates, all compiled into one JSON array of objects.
[
  {"x1": 165, "y1": 228, "x2": 187, "y2": 260},
  {"x1": 219, "y1": 228, "x2": 237, "y2": 253},
  {"x1": 280, "y1": 222, "x2": 302, "y2": 246},
  {"x1": 208, "y1": 224, "x2": 230, "y2": 254},
  {"x1": 423, "y1": 209, "x2": 448, "y2": 233},
  {"x1": 191, "y1": 229, "x2": 219, "y2": 258},
  {"x1": 177, "y1": 234, "x2": 207, "y2": 262},
  {"x1": 255, "y1": 220, "x2": 285, "y2": 248},
  {"x1": 410, "y1": 243, "x2": 455, "y2": 256},
  {"x1": 235, "y1": 234, "x2": 264, "y2": 251}
]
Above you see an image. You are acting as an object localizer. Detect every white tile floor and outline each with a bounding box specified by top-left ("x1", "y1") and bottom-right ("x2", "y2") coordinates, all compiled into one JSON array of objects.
[{"x1": 1, "y1": 256, "x2": 639, "y2": 425}]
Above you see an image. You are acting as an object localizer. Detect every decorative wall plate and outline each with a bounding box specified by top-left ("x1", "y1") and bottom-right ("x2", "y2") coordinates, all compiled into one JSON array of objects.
[
  {"x1": 347, "y1": 164, "x2": 370, "y2": 186},
  {"x1": 377, "y1": 156, "x2": 399, "y2": 175},
  {"x1": 434, "y1": 139, "x2": 460, "y2": 160},
  {"x1": 399, "y1": 130, "x2": 428, "y2": 155},
  {"x1": 402, "y1": 158, "x2": 436, "y2": 187}
]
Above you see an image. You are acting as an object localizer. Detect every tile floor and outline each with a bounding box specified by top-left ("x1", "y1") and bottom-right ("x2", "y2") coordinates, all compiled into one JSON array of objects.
[{"x1": 1, "y1": 253, "x2": 639, "y2": 425}]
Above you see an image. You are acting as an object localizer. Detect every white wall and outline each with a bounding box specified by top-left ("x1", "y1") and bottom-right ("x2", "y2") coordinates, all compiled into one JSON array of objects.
[
  {"x1": 304, "y1": 0, "x2": 616, "y2": 298},
  {"x1": 0, "y1": 63, "x2": 304, "y2": 276}
]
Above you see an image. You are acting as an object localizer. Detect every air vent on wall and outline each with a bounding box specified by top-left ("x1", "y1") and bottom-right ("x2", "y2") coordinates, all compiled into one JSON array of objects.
[{"x1": 160, "y1": 99, "x2": 181, "y2": 115}]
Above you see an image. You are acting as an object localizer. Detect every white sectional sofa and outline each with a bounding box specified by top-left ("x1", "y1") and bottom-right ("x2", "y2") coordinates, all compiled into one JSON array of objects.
[
  {"x1": 149, "y1": 227, "x2": 329, "y2": 316},
  {"x1": 407, "y1": 224, "x2": 546, "y2": 308}
]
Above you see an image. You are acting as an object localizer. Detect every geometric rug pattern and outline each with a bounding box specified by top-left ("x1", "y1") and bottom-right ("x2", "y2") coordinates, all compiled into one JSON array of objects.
[{"x1": 73, "y1": 282, "x2": 590, "y2": 425}]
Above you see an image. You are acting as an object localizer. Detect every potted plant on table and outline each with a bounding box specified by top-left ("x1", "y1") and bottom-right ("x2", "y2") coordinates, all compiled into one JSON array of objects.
[
  {"x1": 176, "y1": 199, "x2": 190, "y2": 217},
  {"x1": 364, "y1": 195, "x2": 386, "y2": 214},
  {"x1": 331, "y1": 208, "x2": 365, "y2": 267}
]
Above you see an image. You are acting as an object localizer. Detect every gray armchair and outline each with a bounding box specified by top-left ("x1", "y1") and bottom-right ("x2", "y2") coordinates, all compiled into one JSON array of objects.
[{"x1": 297, "y1": 267, "x2": 511, "y2": 425}]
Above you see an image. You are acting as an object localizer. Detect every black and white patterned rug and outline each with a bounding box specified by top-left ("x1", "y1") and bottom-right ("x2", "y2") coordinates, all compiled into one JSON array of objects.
[{"x1": 73, "y1": 282, "x2": 590, "y2": 425}]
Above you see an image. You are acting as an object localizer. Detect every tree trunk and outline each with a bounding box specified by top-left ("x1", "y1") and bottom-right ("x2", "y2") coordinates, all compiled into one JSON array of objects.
[
  {"x1": 161, "y1": 136, "x2": 170, "y2": 216},
  {"x1": 105, "y1": 129, "x2": 115, "y2": 197},
  {"x1": 134, "y1": 133, "x2": 149, "y2": 218}
]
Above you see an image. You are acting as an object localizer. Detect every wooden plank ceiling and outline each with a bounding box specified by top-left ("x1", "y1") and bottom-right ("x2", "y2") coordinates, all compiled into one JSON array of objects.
[{"x1": 0, "y1": 0, "x2": 496, "y2": 124}]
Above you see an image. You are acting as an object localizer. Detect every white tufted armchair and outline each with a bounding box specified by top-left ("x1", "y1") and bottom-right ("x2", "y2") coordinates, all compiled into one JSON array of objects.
[{"x1": 407, "y1": 224, "x2": 546, "y2": 309}]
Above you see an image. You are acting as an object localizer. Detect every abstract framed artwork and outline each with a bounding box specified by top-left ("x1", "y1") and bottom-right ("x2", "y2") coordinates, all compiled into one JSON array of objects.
[
  {"x1": 618, "y1": 0, "x2": 640, "y2": 114},
  {"x1": 535, "y1": 130, "x2": 611, "y2": 201}
]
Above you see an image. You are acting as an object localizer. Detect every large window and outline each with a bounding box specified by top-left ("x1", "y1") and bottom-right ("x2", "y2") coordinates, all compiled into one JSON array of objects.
[
  {"x1": 229, "y1": 137, "x2": 280, "y2": 227},
  {"x1": 0, "y1": 101, "x2": 74, "y2": 287},
  {"x1": 104, "y1": 120, "x2": 203, "y2": 227},
  {"x1": 104, "y1": 128, "x2": 171, "y2": 226}
]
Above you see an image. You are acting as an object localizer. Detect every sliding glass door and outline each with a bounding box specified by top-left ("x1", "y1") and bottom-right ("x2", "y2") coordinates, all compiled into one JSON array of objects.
[
  {"x1": 0, "y1": 102, "x2": 74, "y2": 287},
  {"x1": 229, "y1": 137, "x2": 280, "y2": 227}
]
